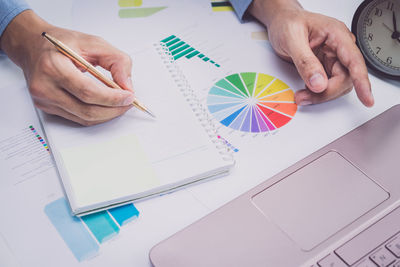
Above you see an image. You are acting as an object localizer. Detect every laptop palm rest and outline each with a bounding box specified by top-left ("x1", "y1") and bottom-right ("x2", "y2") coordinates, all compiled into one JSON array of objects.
[{"x1": 251, "y1": 151, "x2": 389, "y2": 251}]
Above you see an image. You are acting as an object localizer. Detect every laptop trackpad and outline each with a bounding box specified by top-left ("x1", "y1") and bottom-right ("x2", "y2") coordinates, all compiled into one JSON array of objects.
[{"x1": 251, "y1": 151, "x2": 389, "y2": 251}]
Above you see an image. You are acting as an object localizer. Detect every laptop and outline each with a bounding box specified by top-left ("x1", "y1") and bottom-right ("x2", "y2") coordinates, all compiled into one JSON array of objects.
[{"x1": 150, "y1": 104, "x2": 400, "y2": 267}]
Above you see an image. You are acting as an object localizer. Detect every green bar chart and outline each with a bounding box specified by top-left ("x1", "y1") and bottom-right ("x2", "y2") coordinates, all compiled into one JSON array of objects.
[{"x1": 160, "y1": 35, "x2": 221, "y2": 67}]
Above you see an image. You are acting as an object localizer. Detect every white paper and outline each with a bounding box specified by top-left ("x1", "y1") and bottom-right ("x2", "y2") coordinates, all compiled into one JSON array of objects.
[
  {"x1": 2, "y1": 0, "x2": 399, "y2": 266},
  {"x1": 0, "y1": 83, "x2": 210, "y2": 267}
]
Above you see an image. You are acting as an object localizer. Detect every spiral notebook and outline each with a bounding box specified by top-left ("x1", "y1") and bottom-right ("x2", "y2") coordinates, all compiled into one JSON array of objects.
[{"x1": 38, "y1": 43, "x2": 235, "y2": 216}]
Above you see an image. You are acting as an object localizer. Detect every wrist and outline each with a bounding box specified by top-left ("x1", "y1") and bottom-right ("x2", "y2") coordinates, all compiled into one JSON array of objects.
[
  {"x1": 0, "y1": 10, "x2": 53, "y2": 69},
  {"x1": 249, "y1": 0, "x2": 303, "y2": 27}
]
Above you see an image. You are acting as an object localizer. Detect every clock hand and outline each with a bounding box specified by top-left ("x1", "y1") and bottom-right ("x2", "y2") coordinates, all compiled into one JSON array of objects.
[
  {"x1": 393, "y1": 11, "x2": 398, "y2": 32},
  {"x1": 382, "y1": 23, "x2": 400, "y2": 43},
  {"x1": 383, "y1": 22, "x2": 394, "y2": 33},
  {"x1": 392, "y1": 30, "x2": 400, "y2": 40},
  {"x1": 392, "y1": 11, "x2": 400, "y2": 40}
]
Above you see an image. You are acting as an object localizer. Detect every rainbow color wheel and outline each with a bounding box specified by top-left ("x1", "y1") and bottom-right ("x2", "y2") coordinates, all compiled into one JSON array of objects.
[{"x1": 207, "y1": 72, "x2": 297, "y2": 133}]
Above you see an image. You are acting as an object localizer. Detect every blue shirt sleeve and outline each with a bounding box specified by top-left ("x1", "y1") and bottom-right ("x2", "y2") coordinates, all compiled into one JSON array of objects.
[
  {"x1": 0, "y1": 0, "x2": 30, "y2": 38},
  {"x1": 230, "y1": 0, "x2": 253, "y2": 22}
]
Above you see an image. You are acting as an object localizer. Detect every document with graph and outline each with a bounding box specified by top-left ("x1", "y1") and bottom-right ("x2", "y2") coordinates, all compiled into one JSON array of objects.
[{"x1": 39, "y1": 45, "x2": 234, "y2": 217}]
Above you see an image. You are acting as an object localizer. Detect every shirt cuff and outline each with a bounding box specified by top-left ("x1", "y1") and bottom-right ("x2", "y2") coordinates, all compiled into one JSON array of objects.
[
  {"x1": 230, "y1": 0, "x2": 253, "y2": 22},
  {"x1": 0, "y1": 3, "x2": 30, "y2": 55},
  {"x1": 0, "y1": 5, "x2": 30, "y2": 37}
]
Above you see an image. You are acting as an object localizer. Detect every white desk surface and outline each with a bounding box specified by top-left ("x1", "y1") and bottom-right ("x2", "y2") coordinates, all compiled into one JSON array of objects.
[{"x1": 0, "y1": 0, "x2": 399, "y2": 266}]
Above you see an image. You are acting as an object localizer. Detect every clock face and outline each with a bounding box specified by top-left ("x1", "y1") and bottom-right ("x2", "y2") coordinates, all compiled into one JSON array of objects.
[{"x1": 352, "y1": 0, "x2": 400, "y2": 79}]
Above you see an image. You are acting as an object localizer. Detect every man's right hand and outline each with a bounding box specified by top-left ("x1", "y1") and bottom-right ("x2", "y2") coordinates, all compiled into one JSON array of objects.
[{"x1": 0, "y1": 10, "x2": 135, "y2": 126}]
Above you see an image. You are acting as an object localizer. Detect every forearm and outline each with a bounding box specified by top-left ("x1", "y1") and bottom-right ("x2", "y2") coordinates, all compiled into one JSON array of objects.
[
  {"x1": 248, "y1": 0, "x2": 303, "y2": 27},
  {"x1": 0, "y1": 10, "x2": 52, "y2": 69}
]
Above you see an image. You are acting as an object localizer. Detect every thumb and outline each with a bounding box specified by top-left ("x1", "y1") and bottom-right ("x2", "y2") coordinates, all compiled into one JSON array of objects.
[{"x1": 287, "y1": 40, "x2": 328, "y2": 93}]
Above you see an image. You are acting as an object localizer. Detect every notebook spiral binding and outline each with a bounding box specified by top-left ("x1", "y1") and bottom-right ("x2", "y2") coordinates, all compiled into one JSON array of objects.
[{"x1": 155, "y1": 42, "x2": 235, "y2": 163}]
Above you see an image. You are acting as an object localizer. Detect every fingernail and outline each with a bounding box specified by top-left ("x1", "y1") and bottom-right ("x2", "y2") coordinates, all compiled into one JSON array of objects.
[
  {"x1": 309, "y1": 73, "x2": 324, "y2": 89},
  {"x1": 123, "y1": 93, "x2": 135, "y2": 106},
  {"x1": 298, "y1": 100, "x2": 312, "y2": 106},
  {"x1": 368, "y1": 93, "x2": 375, "y2": 107}
]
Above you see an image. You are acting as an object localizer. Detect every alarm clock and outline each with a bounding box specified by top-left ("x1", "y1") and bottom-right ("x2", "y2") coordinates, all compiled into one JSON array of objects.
[{"x1": 352, "y1": 0, "x2": 400, "y2": 80}]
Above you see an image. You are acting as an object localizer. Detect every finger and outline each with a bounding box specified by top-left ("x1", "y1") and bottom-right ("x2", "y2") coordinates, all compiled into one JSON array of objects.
[
  {"x1": 108, "y1": 53, "x2": 134, "y2": 92},
  {"x1": 65, "y1": 100, "x2": 133, "y2": 123},
  {"x1": 52, "y1": 54, "x2": 135, "y2": 107},
  {"x1": 35, "y1": 101, "x2": 110, "y2": 126},
  {"x1": 295, "y1": 84, "x2": 352, "y2": 105},
  {"x1": 285, "y1": 30, "x2": 328, "y2": 93},
  {"x1": 82, "y1": 37, "x2": 134, "y2": 92},
  {"x1": 327, "y1": 29, "x2": 374, "y2": 107},
  {"x1": 31, "y1": 81, "x2": 133, "y2": 122},
  {"x1": 318, "y1": 46, "x2": 338, "y2": 77},
  {"x1": 295, "y1": 61, "x2": 353, "y2": 105}
]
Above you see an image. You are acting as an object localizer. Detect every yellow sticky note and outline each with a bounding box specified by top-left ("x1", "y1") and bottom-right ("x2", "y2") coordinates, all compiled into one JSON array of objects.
[{"x1": 59, "y1": 134, "x2": 158, "y2": 208}]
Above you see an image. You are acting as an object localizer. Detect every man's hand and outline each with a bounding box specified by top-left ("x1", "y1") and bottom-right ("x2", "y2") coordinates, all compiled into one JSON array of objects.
[
  {"x1": 249, "y1": 0, "x2": 374, "y2": 107},
  {"x1": 0, "y1": 10, "x2": 135, "y2": 126}
]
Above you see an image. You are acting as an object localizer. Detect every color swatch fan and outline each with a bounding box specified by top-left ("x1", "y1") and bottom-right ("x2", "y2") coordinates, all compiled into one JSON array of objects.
[{"x1": 207, "y1": 72, "x2": 297, "y2": 133}]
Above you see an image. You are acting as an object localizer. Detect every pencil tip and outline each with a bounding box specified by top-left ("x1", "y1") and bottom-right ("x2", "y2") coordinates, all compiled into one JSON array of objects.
[
  {"x1": 41, "y1": 32, "x2": 46, "y2": 37},
  {"x1": 132, "y1": 100, "x2": 155, "y2": 118},
  {"x1": 146, "y1": 109, "x2": 156, "y2": 118}
]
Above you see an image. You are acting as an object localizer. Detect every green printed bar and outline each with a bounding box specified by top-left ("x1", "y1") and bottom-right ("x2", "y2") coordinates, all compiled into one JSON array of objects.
[
  {"x1": 210, "y1": 60, "x2": 215, "y2": 64},
  {"x1": 118, "y1": 7, "x2": 167, "y2": 18},
  {"x1": 166, "y1": 38, "x2": 180, "y2": 47},
  {"x1": 215, "y1": 64, "x2": 221, "y2": 67},
  {"x1": 211, "y1": 1, "x2": 232, "y2": 8},
  {"x1": 203, "y1": 57, "x2": 210, "y2": 62},
  {"x1": 174, "y1": 47, "x2": 195, "y2": 60},
  {"x1": 169, "y1": 41, "x2": 185, "y2": 51},
  {"x1": 198, "y1": 54, "x2": 205, "y2": 58},
  {"x1": 81, "y1": 211, "x2": 120, "y2": 243},
  {"x1": 160, "y1": 35, "x2": 175, "y2": 43},
  {"x1": 171, "y1": 44, "x2": 189, "y2": 55},
  {"x1": 186, "y1": 50, "x2": 200, "y2": 59}
]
